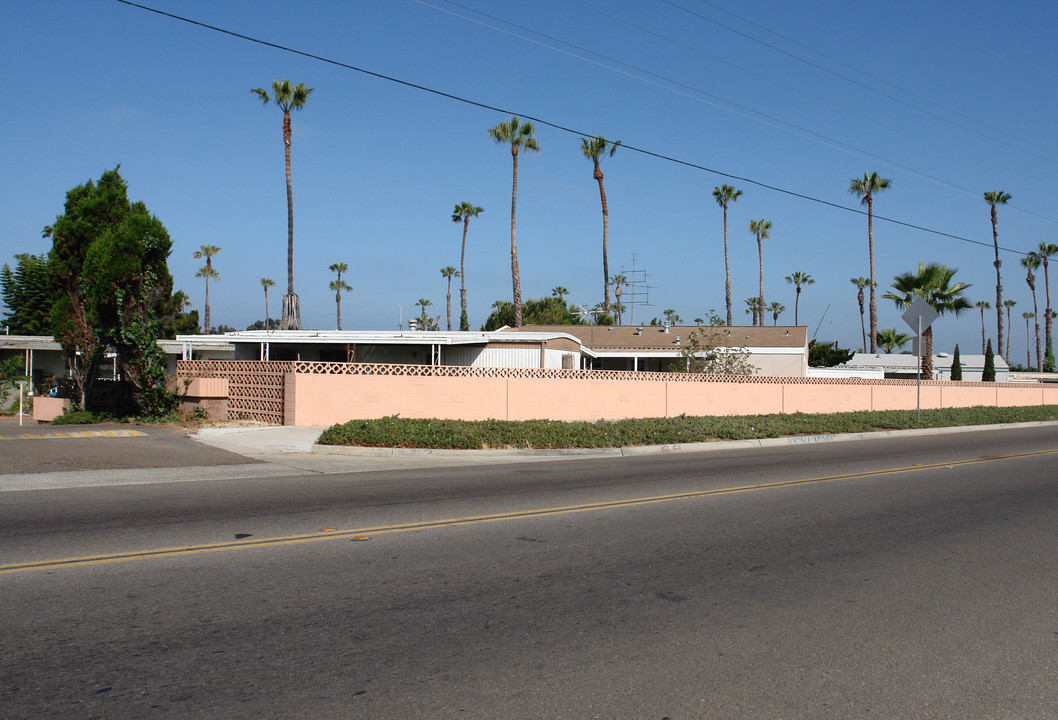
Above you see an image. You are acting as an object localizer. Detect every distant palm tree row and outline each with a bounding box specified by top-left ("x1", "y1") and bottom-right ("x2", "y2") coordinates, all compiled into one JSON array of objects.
[{"x1": 240, "y1": 80, "x2": 1049, "y2": 362}]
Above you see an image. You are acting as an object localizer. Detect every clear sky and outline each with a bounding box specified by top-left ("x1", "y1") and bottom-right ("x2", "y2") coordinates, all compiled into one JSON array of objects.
[{"x1": 5, "y1": 1, "x2": 1058, "y2": 361}]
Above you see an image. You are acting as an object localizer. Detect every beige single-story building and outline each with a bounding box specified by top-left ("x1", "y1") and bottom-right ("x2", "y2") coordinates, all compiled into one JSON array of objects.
[
  {"x1": 845, "y1": 352, "x2": 1010, "y2": 382},
  {"x1": 168, "y1": 329, "x2": 596, "y2": 370},
  {"x1": 510, "y1": 324, "x2": 810, "y2": 376}
]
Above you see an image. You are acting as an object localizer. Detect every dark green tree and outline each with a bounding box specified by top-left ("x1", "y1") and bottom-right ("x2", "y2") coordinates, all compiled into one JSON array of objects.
[
  {"x1": 481, "y1": 296, "x2": 586, "y2": 330},
  {"x1": 950, "y1": 344, "x2": 962, "y2": 381},
  {"x1": 1, "y1": 253, "x2": 54, "y2": 335},
  {"x1": 809, "y1": 340, "x2": 853, "y2": 367},
  {"x1": 47, "y1": 167, "x2": 184, "y2": 414},
  {"x1": 982, "y1": 339, "x2": 996, "y2": 381}
]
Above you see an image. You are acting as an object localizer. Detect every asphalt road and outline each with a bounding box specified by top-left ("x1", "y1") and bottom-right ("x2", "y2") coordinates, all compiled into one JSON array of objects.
[
  {"x1": 2, "y1": 425, "x2": 1057, "y2": 719},
  {"x1": 0, "y1": 419, "x2": 259, "y2": 475}
]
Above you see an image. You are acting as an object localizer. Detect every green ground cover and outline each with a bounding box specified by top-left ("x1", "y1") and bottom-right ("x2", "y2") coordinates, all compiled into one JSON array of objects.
[{"x1": 316, "y1": 406, "x2": 1058, "y2": 450}]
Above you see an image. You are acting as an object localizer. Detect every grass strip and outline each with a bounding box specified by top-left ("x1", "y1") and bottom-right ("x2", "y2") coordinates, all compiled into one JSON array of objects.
[{"x1": 316, "y1": 405, "x2": 1058, "y2": 450}]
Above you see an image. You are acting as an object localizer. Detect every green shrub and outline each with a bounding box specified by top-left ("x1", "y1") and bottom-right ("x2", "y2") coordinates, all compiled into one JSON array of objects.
[
  {"x1": 316, "y1": 406, "x2": 1058, "y2": 450},
  {"x1": 51, "y1": 410, "x2": 105, "y2": 425}
]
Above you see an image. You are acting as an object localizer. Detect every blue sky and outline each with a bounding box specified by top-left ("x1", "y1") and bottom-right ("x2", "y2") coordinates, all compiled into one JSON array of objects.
[{"x1": 5, "y1": 0, "x2": 1058, "y2": 360}]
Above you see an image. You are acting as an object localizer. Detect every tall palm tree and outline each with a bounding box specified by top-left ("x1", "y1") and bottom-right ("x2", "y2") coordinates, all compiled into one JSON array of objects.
[
  {"x1": 713, "y1": 184, "x2": 743, "y2": 326},
  {"x1": 883, "y1": 262, "x2": 971, "y2": 378},
  {"x1": 1036, "y1": 241, "x2": 1057, "y2": 359},
  {"x1": 488, "y1": 117, "x2": 539, "y2": 328},
  {"x1": 1022, "y1": 253, "x2": 1042, "y2": 370},
  {"x1": 451, "y1": 202, "x2": 484, "y2": 331},
  {"x1": 440, "y1": 266, "x2": 459, "y2": 331},
  {"x1": 192, "y1": 245, "x2": 221, "y2": 334},
  {"x1": 252, "y1": 79, "x2": 314, "y2": 330},
  {"x1": 416, "y1": 298, "x2": 433, "y2": 328},
  {"x1": 581, "y1": 136, "x2": 621, "y2": 317},
  {"x1": 876, "y1": 327, "x2": 912, "y2": 353},
  {"x1": 745, "y1": 296, "x2": 761, "y2": 326},
  {"x1": 767, "y1": 301, "x2": 785, "y2": 325},
  {"x1": 784, "y1": 271, "x2": 814, "y2": 325},
  {"x1": 260, "y1": 277, "x2": 275, "y2": 331},
  {"x1": 1003, "y1": 299, "x2": 1016, "y2": 360},
  {"x1": 975, "y1": 300, "x2": 991, "y2": 354},
  {"x1": 983, "y1": 190, "x2": 1012, "y2": 357},
  {"x1": 748, "y1": 219, "x2": 772, "y2": 326},
  {"x1": 551, "y1": 286, "x2": 569, "y2": 301},
  {"x1": 1023, "y1": 311, "x2": 1035, "y2": 369},
  {"x1": 850, "y1": 277, "x2": 870, "y2": 352},
  {"x1": 328, "y1": 262, "x2": 351, "y2": 331},
  {"x1": 849, "y1": 172, "x2": 892, "y2": 352},
  {"x1": 610, "y1": 274, "x2": 628, "y2": 325}
]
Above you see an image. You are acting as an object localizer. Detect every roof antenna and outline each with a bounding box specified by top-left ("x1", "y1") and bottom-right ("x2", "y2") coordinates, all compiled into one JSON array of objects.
[{"x1": 811, "y1": 304, "x2": 830, "y2": 341}]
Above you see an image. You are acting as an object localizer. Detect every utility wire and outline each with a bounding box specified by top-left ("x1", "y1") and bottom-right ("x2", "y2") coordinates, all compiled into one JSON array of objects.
[
  {"x1": 113, "y1": 0, "x2": 1029, "y2": 256},
  {"x1": 661, "y1": 0, "x2": 1058, "y2": 167},
  {"x1": 692, "y1": 0, "x2": 1058, "y2": 162},
  {"x1": 428, "y1": 0, "x2": 985, "y2": 199}
]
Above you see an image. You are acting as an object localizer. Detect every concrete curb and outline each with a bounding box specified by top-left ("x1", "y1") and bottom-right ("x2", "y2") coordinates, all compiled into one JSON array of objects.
[{"x1": 311, "y1": 419, "x2": 1058, "y2": 459}]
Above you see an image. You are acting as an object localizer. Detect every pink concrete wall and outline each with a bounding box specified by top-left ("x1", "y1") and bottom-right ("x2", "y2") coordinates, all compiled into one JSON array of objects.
[
  {"x1": 284, "y1": 373, "x2": 509, "y2": 426},
  {"x1": 782, "y1": 382, "x2": 873, "y2": 414},
  {"x1": 506, "y1": 378, "x2": 666, "y2": 421},
  {"x1": 282, "y1": 370, "x2": 1056, "y2": 426},
  {"x1": 32, "y1": 396, "x2": 69, "y2": 422},
  {"x1": 666, "y1": 381, "x2": 783, "y2": 416}
]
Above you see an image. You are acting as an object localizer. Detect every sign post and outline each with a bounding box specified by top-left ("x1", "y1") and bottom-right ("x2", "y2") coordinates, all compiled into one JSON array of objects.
[{"x1": 902, "y1": 297, "x2": 939, "y2": 424}]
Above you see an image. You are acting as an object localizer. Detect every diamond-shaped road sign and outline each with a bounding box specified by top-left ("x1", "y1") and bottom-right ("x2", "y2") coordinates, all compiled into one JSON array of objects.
[{"x1": 901, "y1": 296, "x2": 939, "y2": 333}]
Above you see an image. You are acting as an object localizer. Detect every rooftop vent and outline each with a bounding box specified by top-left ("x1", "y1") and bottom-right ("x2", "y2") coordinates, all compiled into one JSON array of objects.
[{"x1": 635, "y1": 327, "x2": 643, "y2": 336}]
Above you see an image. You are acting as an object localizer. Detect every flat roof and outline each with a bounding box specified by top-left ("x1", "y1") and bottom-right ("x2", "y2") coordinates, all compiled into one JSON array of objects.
[
  {"x1": 171, "y1": 329, "x2": 595, "y2": 355},
  {"x1": 0, "y1": 335, "x2": 62, "y2": 351},
  {"x1": 511, "y1": 324, "x2": 808, "y2": 351}
]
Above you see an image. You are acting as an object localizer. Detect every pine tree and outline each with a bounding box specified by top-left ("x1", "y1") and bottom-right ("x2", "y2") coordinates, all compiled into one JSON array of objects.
[
  {"x1": 950, "y1": 344, "x2": 962, "y2": 381},
  {"x1": 982, "y1": 339, "x2": 996, "y2": 382}
]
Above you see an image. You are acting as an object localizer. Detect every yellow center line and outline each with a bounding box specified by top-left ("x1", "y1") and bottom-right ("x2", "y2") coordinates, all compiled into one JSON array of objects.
[{"x1": 3, "y1": 447, "x2": 1055, "y2": 575}]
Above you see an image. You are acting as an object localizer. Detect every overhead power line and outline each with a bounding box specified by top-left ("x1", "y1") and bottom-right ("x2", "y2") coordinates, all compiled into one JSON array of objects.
[{"x1": 113, "y1": 0, "x2": 1031, "y2": 256}]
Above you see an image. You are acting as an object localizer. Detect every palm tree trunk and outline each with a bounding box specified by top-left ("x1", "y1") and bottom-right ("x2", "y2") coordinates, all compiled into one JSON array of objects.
[
  {"x1": 794, "y1": 287, "x2": 800, "y2": 326},
  {"x1": 1044, "y1": 259, "x2": 1053, "y2": 356},
  {"x1": 858, "y1": 292, "x2": 866, "y2": 353},
  {"x1": 1026, "y1": 317, "x2": 1032, "y2": 369},
  {"x1": 757, "y1": 236, "x2": 764, "y2": 327},
  {"x1": 336, "y1": 292, "x2": 342, "y2": 331},
  {"x1": 991, "y1": 209, "x2": 1004, "y2": 360},
  {"x1": 1031, "y1": 285, "x2": 1042, "y2": 370},
  {"x1": 980, "y1": 309, "x2": 986, "y2": 354},
  {"x1": 264, "y1": 288, "x2": 269, "y2": 332},
  {"x1": 868, "y1": 198, "x2": 877, "y2": 352},
  {"x1": 460, "y1": 218, "x2": 469, "y2": 331},
  {"x1": 281, "y1": 109, "x2": 301, "y2": 330},
  {"x1": 204, "y1": 275, "x2": 210, "y2": 334},
  {"x1": 446, "y1": 279, "x2": 452, "y2": 332},
  {"x1": 922, "y1": 325, "x2": 934, "y2": 378},
  {"x1": 1005, "y1": 306, "x2": 1012, "y2": 360},
  {"x1": 723, "y1": 203, "x2": 732, "y2": 326},
  {"x1": 596, "y1": 164, "x2": 610, "y2": 316},
  {"x1": 510, "y1": 145, "x2": 522, "y2": 328}
]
